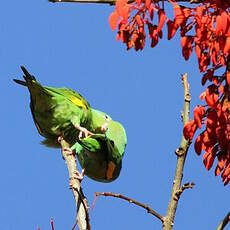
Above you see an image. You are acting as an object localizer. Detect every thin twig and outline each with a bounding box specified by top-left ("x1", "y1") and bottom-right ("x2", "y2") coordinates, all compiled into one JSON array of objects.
[
  {"x1": 217, "y1": 212, "x2": 230, "y2": 230},
  {"x1": 163, "y1": 73, "x2": 192, "y2": 230},
  {"x1": 174, "y1": 182, "x2": 195, "y2": 201},
  {"x1": 51, "y1": 217, "x2": 54, "y2": 230},
  {"x1": 94, "y1": 192, "x2": 164, "y2": 223},
  {"x1": 48, "y1": 0, "x2": 202, "y2": 5},
  {"x1": 60, "y1": 139, "x2": 91, "y2": 230}
]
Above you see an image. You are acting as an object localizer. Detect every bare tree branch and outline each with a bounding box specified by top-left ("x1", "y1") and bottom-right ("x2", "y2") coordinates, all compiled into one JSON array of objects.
[
  {"x1": 217, "y1": 212, "x2": 230, "y2": 230},
  {"x1": 60, "y1": 139, "x2": 91, "y2": 230},
  {"x1": 48, "y1": 0, "x2": 202, "y2": 5},
  {"x1": 163, "y1": 73, "x2": 192, "y2": 230},
  {"x1": 72, "y1": 187, "x2": 91, "y2": 230},
  {"x1": 94, "y1": 192, "x2": 164, "y2": 223}
]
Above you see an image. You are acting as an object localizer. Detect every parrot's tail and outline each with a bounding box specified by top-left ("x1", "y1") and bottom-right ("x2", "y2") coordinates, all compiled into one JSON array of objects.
[
  {"x1": 13, "y1": 79, "x2": 27, "y2": 86},
  {"x1": 13, "y1": 66, "x2": 36, "y2": 87}
]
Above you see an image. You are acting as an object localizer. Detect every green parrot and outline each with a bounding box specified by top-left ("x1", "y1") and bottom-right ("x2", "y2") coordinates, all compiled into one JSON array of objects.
[
  {"x1": 14, "y1": 66, "x2": 127, "y2": 182},
  {"x1": 73, "y1": 121, "x2": 127, "y2": 182}
]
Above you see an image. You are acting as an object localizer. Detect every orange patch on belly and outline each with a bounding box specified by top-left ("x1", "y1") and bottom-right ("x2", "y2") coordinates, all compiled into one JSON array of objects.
[{"x1": 106, "y1": 161, "x2": 116, "y2": 180}]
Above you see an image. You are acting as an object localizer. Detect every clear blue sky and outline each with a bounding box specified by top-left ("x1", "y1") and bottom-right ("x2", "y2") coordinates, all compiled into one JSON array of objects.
[{"x1": 0, "y1": 1, "x2": 229, "y2": 229}]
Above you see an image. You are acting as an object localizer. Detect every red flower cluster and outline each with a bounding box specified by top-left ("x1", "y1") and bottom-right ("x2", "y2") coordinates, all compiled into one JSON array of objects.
[
  {"x1": 109, "y1": 0, "x2": 230, "y2": 72},
  {"x1": 109, "y1": 0, "x2": 165, "y2": 50},
  {"x1": 184, "y1": 97, "x2": 230, "y2": 185},
  {"x1": 109, "y1": 0, "x2": 230, "y2": 185},
  {"x1": 180, "y1": 0, "x2": 230, "y2": 185},
  {"x1": 183, "y1": 69, "x2": 230, "y2": 185}
]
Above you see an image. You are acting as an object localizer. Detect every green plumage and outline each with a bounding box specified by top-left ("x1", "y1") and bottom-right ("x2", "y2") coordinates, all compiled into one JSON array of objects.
[
  {"x1": 14, "y1": 66, "x2": 127, "y2": 182},
  {"x1": 74, "y1": 121, "x2": 127, "y2": 182}
]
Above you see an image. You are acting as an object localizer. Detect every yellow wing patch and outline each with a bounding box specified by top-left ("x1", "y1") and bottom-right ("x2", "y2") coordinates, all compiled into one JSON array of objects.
[
  {"x1": 69, "y1": 96, "x2": 88, "y2": 109},
  {"x1": 106, "y1": 161, "x2": 116, "y2": 180}
]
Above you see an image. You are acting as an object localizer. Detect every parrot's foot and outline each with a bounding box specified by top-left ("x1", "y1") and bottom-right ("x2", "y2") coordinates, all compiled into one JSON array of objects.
[
  {"x1": 69, "y1": 169, "x2": 85, "y2": 186},
  {"x1": 75, "y1": 124, "x2": 93, "y2": 139},
  {"x1": 61, "y1": 147, "x2": 75, "y2": 159},
  {"x1": 58, "y1": 136, "x2": 76, "y2": 158},
  {"x1": 74, "y1": 168, "x2": 85, "y2": 181},
  {"x1": 58, "y1": 136, "x2": 63, "y2": 144},
  {"x1": 63, "y1": 147, "x2": 76, "y2": 156}
]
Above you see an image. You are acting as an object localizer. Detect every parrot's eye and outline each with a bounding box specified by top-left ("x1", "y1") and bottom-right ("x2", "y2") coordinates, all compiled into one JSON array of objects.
[{"x1": 105, "y1": 115, "x2": 109, "y2": 119}]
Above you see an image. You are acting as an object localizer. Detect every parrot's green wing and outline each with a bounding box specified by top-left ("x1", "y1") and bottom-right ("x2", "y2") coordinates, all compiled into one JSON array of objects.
[
  {"x1": 71, "y1": 133, "x2": 106, "y2": 152},
  {"x1": 46, "y1": 87, "x2": 90, "y2": 111},
  {"x1": 14, "y1": 66, "x2": 92, "y2": 146},
  {"x1": 75, "y1": 121, "x2": 127, "y2": 183}
]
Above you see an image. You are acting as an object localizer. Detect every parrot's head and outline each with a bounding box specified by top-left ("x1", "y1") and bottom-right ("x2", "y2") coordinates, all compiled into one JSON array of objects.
[
  {"x1": 90, "y1": 109, "x2": 112, "y2": 133},
  {"x1": 90, "y1": 108, "x2": 127, "y2": 158},
  {"x1": 105, "y1": 120, "x2": 127, "y2": 159}
]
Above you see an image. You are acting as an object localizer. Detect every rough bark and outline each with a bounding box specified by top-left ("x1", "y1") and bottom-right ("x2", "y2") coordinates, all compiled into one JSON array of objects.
[
  {"x1": 60, "y1": 139, "x2": 90, "y2": 230},
  {"x1": 163, "y1": 73, "x2": 191, "y2": 230}
]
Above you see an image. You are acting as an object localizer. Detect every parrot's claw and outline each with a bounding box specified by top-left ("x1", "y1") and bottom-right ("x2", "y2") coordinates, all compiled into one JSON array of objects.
[
  {"x1": 58, "y1": 136, "x2": 63, "y2": 143},
  {"x1": 69, "y1": 169, "x2": 84, "y2": 188},
  {"x1": 74, "y1": 168, "x2": 85, "y2": 181},
  {"x1": 77, "y1": 126, "x2": 93, "y2": 139},
  {"x1": 63, "y1": 147, "x2": 75, "y2": 156},
  {"x1": 58, "y1": 136, "x2": 76, "y2": 158},
  {"x1": 60, "y1": 147, "x2": 75, "y2": 159}
]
